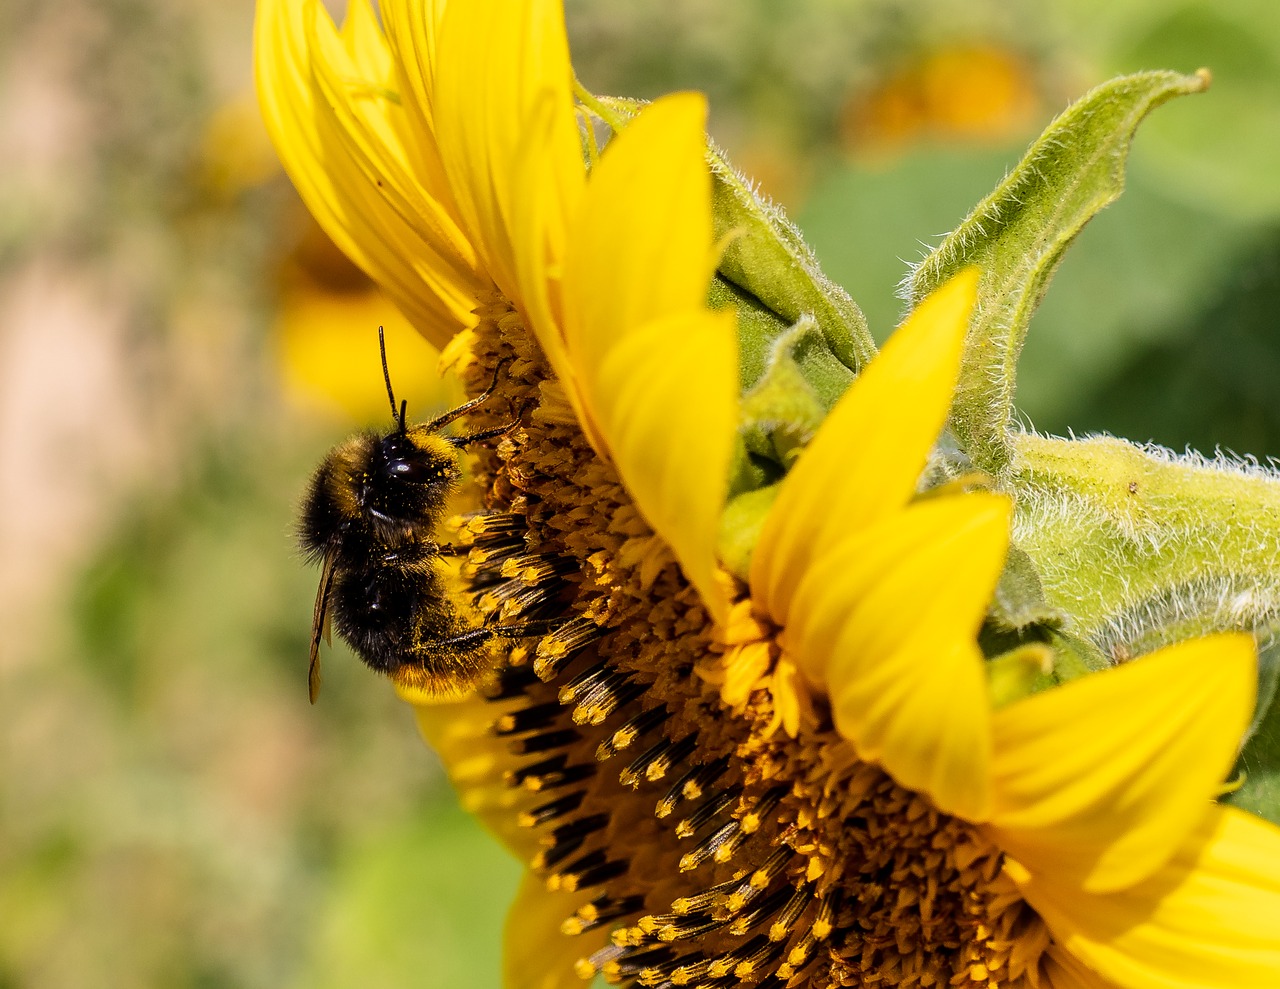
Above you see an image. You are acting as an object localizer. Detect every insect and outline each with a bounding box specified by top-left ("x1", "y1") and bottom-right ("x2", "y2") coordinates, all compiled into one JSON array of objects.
[{"x1": 298, "y1": 328, "x2": 543, "y2": 703}]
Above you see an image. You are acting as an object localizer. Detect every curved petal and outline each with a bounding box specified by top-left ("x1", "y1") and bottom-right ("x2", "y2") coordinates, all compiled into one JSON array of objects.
[
  {"x1": 1043, "y1": 946, "x2": 1120, "y2": 989},
  {"x1": 750, "y1": 268, "x2": 979, "y2": 621},
  {"x1": 987, "y1": 634, "x2": 1255, "y2": 893},
  {"x1": 793, "y1": 493, "x2": 1009, "y2": 820},
  {"x1": 503, "y1": 871, "x2": 612, "y2": 989},
  {"x1": 592, "y1": 311, "x2": 738, "y2": 625},
  {"x1": 378, "y1": 0, "x2": 462, "y2": 228},
  {"x1": 506, "y1": 91, "x2": 598, "y2": 450},
  {"x1": 551, "y1": 93, "x2": 733, "y2": 622},
  {"x1": 255, "y1": 0, "x2": 482, "y2": 346},
  {"x1": 434, "y1": 0, "x2": 582, "y2": 313},
  {"x1": 563, "y1": 93, "x2": 717, "y2": 380},
  {"x1": 1011, "y1": 806, "x2": 1280, "y2": 989},
  {"x1": 380, "y1": 0, "x2": 448, "y2": 138}
]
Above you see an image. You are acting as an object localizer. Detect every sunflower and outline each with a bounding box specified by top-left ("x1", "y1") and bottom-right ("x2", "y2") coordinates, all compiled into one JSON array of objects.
[{"x1": 255, "y1": 1, "x2": 1280, "y2": 987}]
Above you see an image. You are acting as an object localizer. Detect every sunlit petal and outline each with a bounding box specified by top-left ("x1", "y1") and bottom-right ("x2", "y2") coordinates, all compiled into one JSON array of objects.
[
  {"x1": 564, "y1": 93, "x2": 717, "y2": 378},
  {"x1": 255, "y1": 0, "x2": 482, "y2": 345},
  {"x1": 988, "y1": 634, "x2": 1255, "y2": 893},
  {"x1": 435, "y1": 0, "x2": 581, "y2": 310},
  {"x1": 1043, "y1": 945, "x2": 1119, "y2": 989},
  {"x1": 1012, "y1": 806, "x2": 1280, "y2": 989},
  {"x1": 813, "y1": 494, "x2": 1008, "y2": 820},
  {"x1": 555, "y1": 93, "x2": 733, "y2": 621},
  {"x1": 750, "y1": 268, "x2": 979, "y2": 619}
]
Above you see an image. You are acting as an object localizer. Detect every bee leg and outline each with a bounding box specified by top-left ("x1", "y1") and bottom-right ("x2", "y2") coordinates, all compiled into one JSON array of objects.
[
  {"x1": 448, "y1": 420, "x2": 519, "y2": 448},
  {"x1": 422, "y1": 357, "x2": 513, "y2": 433},
  {"x1": 428, "y1": 618, "x2": 562, "y2": 651},
  {"x1": 483, "y1": 617, "x2": 563, "y2": 640}
]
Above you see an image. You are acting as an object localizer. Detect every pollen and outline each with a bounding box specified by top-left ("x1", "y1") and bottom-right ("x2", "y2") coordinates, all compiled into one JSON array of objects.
[{"x1": 440, "y1": 302, "x2": 1054, "y2": 988}]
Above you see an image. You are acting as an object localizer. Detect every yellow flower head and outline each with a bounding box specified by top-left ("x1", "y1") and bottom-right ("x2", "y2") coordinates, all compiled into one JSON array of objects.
[{"x1": 256, "y1": 1, "x2": 1280, "y2": 987}]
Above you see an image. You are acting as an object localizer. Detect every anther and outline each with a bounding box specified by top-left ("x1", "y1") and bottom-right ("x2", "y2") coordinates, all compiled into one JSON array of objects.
[
  {"x1": 553, "y1": 849, "x2": 629, "y2": 892},
  {"x1": 640, "y1": 734, "x2": 698, "y2": 785},
  {"x1": 679, "y1": 821, "x2": 740, "y2": 872},
  {"x1": 596, "y1": 705, "x2": 671, "y2": 761},
  {"x1": 707, "y1": 934, "x2": 772, "y2": 979},
  {"x1": 740, "y1": 784, "x2": 789, "y2": 834},
  {"x1": 726, "y1": 884, "x2": 794, "y2": 937},
  {"x1": 579, "y1": 944, "x2": 627, "y2": 981},
  {"x1": 499, "y1": 554, "x2": 577, "y2": 586},
  {"x1": 657, "y1": 759, "x2": 730, "y2": 820},
  {"x1": 767, "y1": 885, "x2": 812, "y2": 941},
  {"x1": 558, "y1": 661, "x2": 613, "y2": 706},
  {"x1": 669, "y1": 876, "x2": 744, "y2": 917},
  {"x1": 729, "y1": 936, "x2": 786, "y2": 980},
  {"x1": 505, "y1": 754, "x2": 594, "y2": 791},
  {"x1": 575, "y1": 677, "x2": 646, "y2": 727},
  {"x1": 451, "y1": 511, "x2": 526, "y2": 546},
  {"x1": 531, "y1": 834, "x2": 584, "y2": 871},
  {"x1": 621, "y1": 737, "x2": 672, "y2": 788},
  {"x1": 517, "y1": 790, "x2": 585, "y2": 828},
  {"x1": 724, "y1": 846, "x2": 795, "y2": 913},
  {"x1": 601, "y1": 946, "x2": 674, "y2": 981},
  {"x1": 561, "y1": 894, "x2": 645, "y2": 936},
  {"x1": 667, "y1": 956, "x2": 712, "y2": 985},
  {"x1": 675, "y1": 787, "x2": 741, "y2": 839},
  {"x1": 534, "y1": 616, "x2": 601, "y2": 680},
  {"x1": 479, "y1": 580, "x2": 554, "y2": 621}
]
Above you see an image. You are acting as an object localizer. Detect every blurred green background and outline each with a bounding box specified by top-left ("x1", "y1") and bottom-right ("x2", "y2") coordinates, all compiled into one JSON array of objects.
[{"x1": 1, "y1": 0, "x2": 1278, "y2": 986}]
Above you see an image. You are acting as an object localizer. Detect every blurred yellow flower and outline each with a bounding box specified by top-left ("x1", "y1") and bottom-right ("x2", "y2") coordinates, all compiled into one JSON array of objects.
[{"x1": 841, "y1": 44, "x2": 1040, "y2": 156}]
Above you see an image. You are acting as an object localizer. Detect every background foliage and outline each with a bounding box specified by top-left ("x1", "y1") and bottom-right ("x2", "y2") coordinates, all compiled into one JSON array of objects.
[{"x1": 1, "y1": 0, "x2": 1277, "y2": 986}]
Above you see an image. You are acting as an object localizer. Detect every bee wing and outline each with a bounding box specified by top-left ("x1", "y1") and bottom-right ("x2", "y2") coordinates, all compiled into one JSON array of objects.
[{"x1": 309, "y1": 554, "x2": 338, "y2": 704}]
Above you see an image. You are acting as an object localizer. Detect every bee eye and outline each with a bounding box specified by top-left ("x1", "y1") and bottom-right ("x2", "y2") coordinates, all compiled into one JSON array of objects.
[{"x1": 386, "y1": 458, "x2": 439, "y2": 483}]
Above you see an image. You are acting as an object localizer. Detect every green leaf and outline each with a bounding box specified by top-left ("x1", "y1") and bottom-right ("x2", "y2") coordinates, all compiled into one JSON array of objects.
[
  {"x1": 708, "y1": 146, "x2": 876, "y2": 376},
  {"x1": 904, "y1": 70, "x2": 1211, "y2": 475}
]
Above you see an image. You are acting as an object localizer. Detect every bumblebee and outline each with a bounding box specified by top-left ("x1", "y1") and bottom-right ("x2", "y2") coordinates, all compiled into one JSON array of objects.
[{"x1": 299, "y1": 329, "x2": 540, "y2": 703}]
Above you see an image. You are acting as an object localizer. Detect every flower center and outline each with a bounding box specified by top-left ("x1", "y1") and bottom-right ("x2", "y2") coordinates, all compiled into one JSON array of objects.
[{"x1": 441, "y1": 302, "x2": 1050, "y2": 988}]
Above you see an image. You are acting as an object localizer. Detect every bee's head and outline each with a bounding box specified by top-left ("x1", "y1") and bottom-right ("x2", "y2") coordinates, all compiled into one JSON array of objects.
[{"x1": 361, "y1": 426, "x2": 462, "y2": 524}]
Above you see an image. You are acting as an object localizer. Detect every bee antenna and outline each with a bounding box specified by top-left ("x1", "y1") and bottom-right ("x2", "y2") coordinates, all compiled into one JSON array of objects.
[
  {"x1": 378, "y1": 325, "x2": 399, "y2": 424},
  {"x1": 398, "y1": 399, "x2": 407, "y2": 433}
]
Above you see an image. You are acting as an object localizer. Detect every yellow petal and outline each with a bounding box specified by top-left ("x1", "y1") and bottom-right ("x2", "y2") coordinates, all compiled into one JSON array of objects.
[
  {"x1": 750, "y1": 268, "x2": 979, "y2": 621},
  {"x1": 987, "y1": 634, "x2": 1256, "y2": 893},
  {"x1": 380, "y1": 0, "x2": 448, "y2": 138},
  {"x1": 591, "y1": 311, "x2": 738, "y2": 624},
  {"x1": 503, "y1": 871, "x2": 612, "y2": 989},
  {"x1": 789, "y1": 493, "x2": 1009, "y2": 819},
  {"x1": 1043, "y1": 946, "x2": 1120, "y2": 989},
  {"x1": 255, "y1": 0, "x2": 482, "y2": 346},
  {"x1": 1012, "y1": 806, "x2": 1280, "y2": 989},
  {"x1": 434, "y1": 0, "x2": 581, "y2": 310},
  {"x1": 564, "y1": 93, "x2": 717, "y2": 381},
  {"x1": 506, "y1": 91, "x2": 600, "y2": 451},
  {"x1": 549, "y1": 95, "x2": 734, "y2": 621}
]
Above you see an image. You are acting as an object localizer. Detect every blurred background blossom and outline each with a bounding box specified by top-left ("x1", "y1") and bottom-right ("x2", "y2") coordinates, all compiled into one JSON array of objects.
[{"x1": 1, "y1": 0, "x2": 1277, "y2": 986}]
